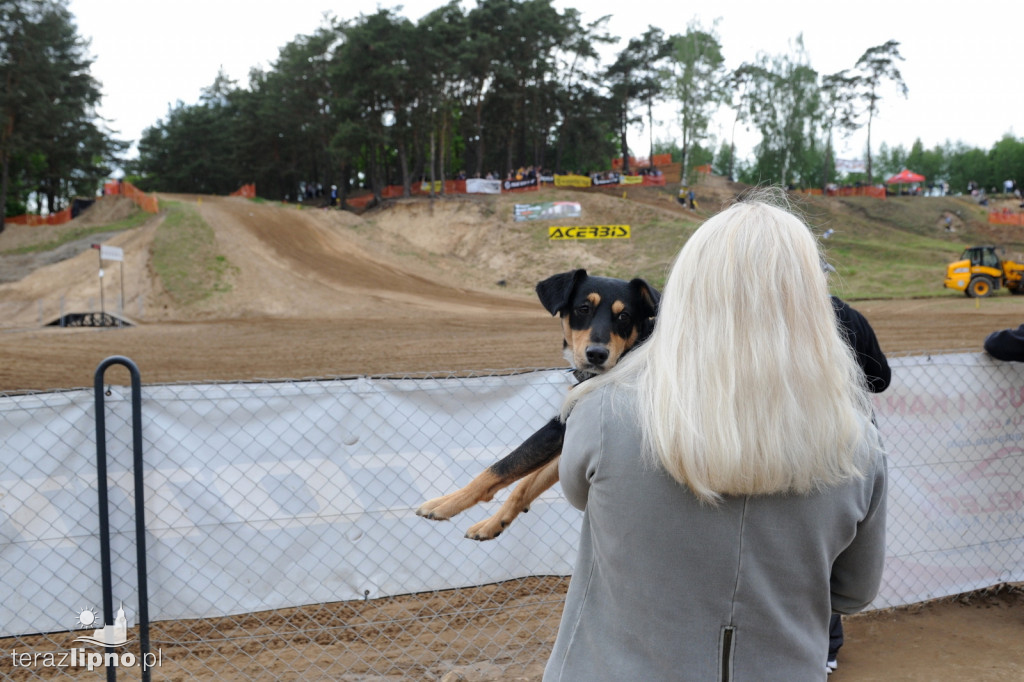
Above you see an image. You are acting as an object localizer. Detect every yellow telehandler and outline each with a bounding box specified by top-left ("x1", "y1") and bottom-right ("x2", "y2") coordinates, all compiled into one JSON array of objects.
[{"x1": 943, "y1": 245, "x2": 1024, "y2": 297}]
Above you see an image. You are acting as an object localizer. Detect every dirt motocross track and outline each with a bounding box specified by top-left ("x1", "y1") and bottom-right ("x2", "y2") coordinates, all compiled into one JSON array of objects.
[
  {"x1": 0, "y1": 190, "x2": 1022, "y2": 680},
  {"x1": 1, "y1": 189, "x2": 1022, "y2": 392}
]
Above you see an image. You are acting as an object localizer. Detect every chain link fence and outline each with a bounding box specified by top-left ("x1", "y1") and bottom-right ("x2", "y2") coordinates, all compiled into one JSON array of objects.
[{"x1": 2, "y1": 354, "x2": 1022, "y2": 680}]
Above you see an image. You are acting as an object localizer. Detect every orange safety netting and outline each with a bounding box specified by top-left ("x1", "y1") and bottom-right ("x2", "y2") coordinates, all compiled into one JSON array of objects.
[
  {"x1": 825, "y1": 186, "x2": 886, "y2": 200},
  {"x1": 230, "y1": 184, "x2": 256, "y2": 198},
  {"x1": 346, "y1": 194, "x2": 374, "y2": 209},
  {"x1": 988, "y1": 210, "x2": 1024, "y2": 226},
  {"x1": 6, "y1": 206, "x2": 73, "y2": 226},
  {"x1": 612, "y1": 155, "x2": 673, "y2": 170},
  {"x1": 103, "y1": 180, "x2": 159, "y2": 213}
]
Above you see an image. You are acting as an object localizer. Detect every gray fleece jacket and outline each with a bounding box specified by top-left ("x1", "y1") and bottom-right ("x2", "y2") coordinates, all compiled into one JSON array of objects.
[{"x1": 543, "y1": 383, "x2": 887, "y2": 682}]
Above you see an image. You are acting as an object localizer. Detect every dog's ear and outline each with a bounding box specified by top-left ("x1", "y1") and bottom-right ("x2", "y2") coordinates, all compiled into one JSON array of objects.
[
  {"x1": 629, "y1": 278, "x2": 660, "y2": 318},
  {"x1": 536, "y1": 269, "x2": 587, "y2": 316}
]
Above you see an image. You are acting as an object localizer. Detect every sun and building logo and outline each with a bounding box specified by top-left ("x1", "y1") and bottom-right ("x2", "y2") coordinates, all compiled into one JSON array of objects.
[
  {"x1": 9, "y1": 600, "x2": 160, "y2": 672},
  {"x1": 72, "y1": 603, "x2": 131, "y2": 647}
]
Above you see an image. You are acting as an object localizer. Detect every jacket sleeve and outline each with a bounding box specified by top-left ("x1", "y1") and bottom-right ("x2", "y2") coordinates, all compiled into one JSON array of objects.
[
  {"x1": 830, "y1": 450, "x2": 888, "y2": 614},
  {"x1": 833, "y1": 296, "x2": 891, "y2": 393},
  {"x1": 983, "y1": 324, "x2": 1024, "y2": 362},
  {"x1": 558, "y1": 390, "x2": 605, "y2": 511}
]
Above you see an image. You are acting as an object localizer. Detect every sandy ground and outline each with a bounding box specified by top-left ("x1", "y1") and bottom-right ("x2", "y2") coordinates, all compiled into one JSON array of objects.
[
  {"x1": 1, "y1": 194, "x2": 1020, "y2": 392},
  {"x1": 1, "y1": 192, "x2": 1022, "y2": 680}
]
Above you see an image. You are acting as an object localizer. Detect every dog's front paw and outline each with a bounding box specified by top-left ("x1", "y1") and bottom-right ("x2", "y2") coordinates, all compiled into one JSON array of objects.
[
  {"x1": 413, "y1": 497, "x2": 450, "y2": 518},
  {"x1": 416, "y1": 495, "x2": 459, "y2": 521},
  {"x1": 464, "y1": 516, "x2": 509, "y2": 541}
]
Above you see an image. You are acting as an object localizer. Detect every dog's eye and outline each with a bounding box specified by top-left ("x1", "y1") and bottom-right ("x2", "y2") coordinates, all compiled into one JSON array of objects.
[
  {"x1": 575, "y1": 304, "x2": 590, "y2": 316},
  {"x1": 617, "y1": 312, "x2": 632, "y2": 323}
]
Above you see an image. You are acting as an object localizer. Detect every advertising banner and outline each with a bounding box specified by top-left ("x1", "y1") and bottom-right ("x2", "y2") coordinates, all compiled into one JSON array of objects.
[
  {"x1": 591, "y1": 174, "x2": 620, "y2": 187},
  {"x1": 548, "y1": 225, "x2": 630, "y2": 240},
  {"x1": 502, "y1": 177, "x2": 538, "y2": 192},
  {"x1": 514, "y1": 202, "x2": 582, "y2": 222},
  {"x1": 553, "y1": 174, "x2": 592, "y2": 188},
  {"x1": 466, "y1": 179, "x2": 502, "y2": 195}
]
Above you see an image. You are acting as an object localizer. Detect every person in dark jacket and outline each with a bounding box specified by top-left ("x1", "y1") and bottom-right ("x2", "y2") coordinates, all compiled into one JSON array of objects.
[
  {"x1": 832, "y1": 297, "x2": 891, "y2": 393},
  {"x1": 983, "y1": 324, "x2": 1024, "y2": 362},
  {"x1": 828, "y1": 295, "x2": 891, "y2": 674}
]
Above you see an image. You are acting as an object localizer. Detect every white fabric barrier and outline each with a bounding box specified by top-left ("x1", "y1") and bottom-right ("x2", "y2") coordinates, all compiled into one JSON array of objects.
[
  {"x1": 1, "y1": 355, "x2": 1022, "y2": 637},
  {"x1": 1, "y1": 371, "x2": 580, "y2": 637},
  {"x1": 465, "y1": 178, "x2": 502, "y2": 194},
  {"x1": 871, "y1": 353, "x2": 1024, "y2": 605}
]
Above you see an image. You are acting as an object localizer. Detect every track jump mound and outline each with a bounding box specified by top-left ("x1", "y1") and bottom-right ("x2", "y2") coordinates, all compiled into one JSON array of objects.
[{"x1": 45, "y1": 311, "x2": 133, "y2": 327}]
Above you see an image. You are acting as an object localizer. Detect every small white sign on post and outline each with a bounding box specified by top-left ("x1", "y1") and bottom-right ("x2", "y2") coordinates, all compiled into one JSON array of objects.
[
  {"x1": 90, "y1": 243, "x2": 127, "y2": 324},
  {"x1": 100, "y1": 244, "x2": 124, "y2": 262}
]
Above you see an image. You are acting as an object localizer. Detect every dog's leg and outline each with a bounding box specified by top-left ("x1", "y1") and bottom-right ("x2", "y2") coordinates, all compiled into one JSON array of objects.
[
  {"x1": 464, "y1": 455, "x2": 561, "y2": 541},
  {"x1": 415, "y1": 468, "x2": 510, "y2": 521},
  {"x1": 416, "y1": 416, "x2": 564, "y2": 521}
]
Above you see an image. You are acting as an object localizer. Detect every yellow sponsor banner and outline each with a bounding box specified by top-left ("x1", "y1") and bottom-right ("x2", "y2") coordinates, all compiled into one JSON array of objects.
[
  {"x1": 553, "y1": 174, "x2": 593, "y2": 188},
  {"x1": 548, "y1": 225, "x2": 631, "y2": 240},
  {"x1": 619, "y1": 175, "x2": 643, "y2": 185}
]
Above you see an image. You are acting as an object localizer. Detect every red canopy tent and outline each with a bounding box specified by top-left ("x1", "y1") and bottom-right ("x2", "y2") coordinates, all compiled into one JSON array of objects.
[{"x1": 886, "y1": 169, "x2": 925, "y2": 184}]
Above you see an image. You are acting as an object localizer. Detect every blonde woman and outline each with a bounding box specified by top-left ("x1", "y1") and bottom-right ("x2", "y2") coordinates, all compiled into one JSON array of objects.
[{"x1": 544, "y1": 194, "x2": 887, "y2": 682}]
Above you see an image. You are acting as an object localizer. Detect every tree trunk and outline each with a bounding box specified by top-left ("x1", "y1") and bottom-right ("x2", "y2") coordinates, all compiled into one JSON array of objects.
[
  {"x1": 428, "y1": 129, "x2": 437, "y2": 198},
  {"x1": 370, "y1": 138, "x2": 382, "y2": 204},
  {"x1": 0, "y1": 152, "x2": 8, "y2": 234},
  {"x1": 729, "y1": 114, "x2": 738, "y2": 182},
  {"x1": 474, "y1": 90, "x2": 486, "y2": 179},
  {"x1": 680, "y1": 110, "x2": 690, "y2": 184},
  {"x1": 648, "y1": 99, "x2": 655, "y2": 162},
  {"x1": 865, "y1": 112, "x2": 874, "y2": 183},
  {"x1": 338, "y1": 161, "x2": 351, "y2": 209},
  {"x1": 823, "y1": 139, "x2": 831, "y2": 191},
  {"x1": 439, "y1": 112, "x2": 447, "y2": 196},
  {"x1": 397, "y1": 133, "x2": 411, "y2": 198},
  {"x1": 619, "y1": 108, "x2": 630, "y2": 174},
  {"x1": 865, "y1": 92, "x2": 876, "y2": 182},
  {"x1": 506, "y1": 126, "x2": 515, "y2": 178}
]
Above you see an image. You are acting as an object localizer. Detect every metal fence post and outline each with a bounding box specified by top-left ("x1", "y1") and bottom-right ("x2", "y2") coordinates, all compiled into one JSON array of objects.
[{"x1": 94, "y1": 355, "x2": 151, "y2": 682}]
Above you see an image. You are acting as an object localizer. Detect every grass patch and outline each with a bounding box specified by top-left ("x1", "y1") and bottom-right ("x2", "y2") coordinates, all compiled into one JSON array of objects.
[
  {"x1": 812, "y1": 195, "x2": 1021, "y2": 300},
  {"x1": 1, "y1": 211, "x2": 151, "y2": 255},
  {"x1": 152, "y1": 201, "x2": 237, "y2": 305},
  {"x1": 823, "y1": 229, "x2": 962, "y2": 300}
]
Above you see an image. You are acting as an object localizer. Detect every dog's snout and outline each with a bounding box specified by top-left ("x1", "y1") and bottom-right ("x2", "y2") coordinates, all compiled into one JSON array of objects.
[{"x1": 586, "y1": 346, "x2": 610, "y2": 367}]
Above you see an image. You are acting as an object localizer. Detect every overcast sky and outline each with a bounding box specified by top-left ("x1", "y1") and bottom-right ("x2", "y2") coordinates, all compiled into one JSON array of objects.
[{"x1": 68, "y1": 0, "x2": 1024, "y2": 171}]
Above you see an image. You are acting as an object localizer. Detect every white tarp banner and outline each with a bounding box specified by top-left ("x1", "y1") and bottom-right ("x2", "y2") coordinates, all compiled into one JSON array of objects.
[
  {"x1": 1, "y1": 371, "x2": 580, "y2": 637},
  {"x1": 1, "y1": 355, "x2": 1022, "y2": 636},
  {"x1": 836, "y1": 158, "x2": 867, "y2": 173},
  {"x1": 465, "y1": 179, "x2": 502, "y2": 194},
  {"x1": 870, "y1": 353, "x2": 1024, "y2": 605}
]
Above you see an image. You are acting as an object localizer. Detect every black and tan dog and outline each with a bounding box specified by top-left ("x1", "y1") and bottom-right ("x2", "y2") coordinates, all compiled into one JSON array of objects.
[{"x1": 416, "y1": 268, "x2": 660, "y2": 540}]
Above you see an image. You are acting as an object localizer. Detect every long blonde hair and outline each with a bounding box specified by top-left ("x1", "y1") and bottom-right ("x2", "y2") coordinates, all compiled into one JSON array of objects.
[{"x1": 562, "y1": 192, "x2": 874, "y2": 502}]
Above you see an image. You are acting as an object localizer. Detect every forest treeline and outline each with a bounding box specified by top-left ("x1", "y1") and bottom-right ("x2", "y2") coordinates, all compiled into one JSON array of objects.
[
  {"x1": 3, "y1": 0, "x2": 1023, "y2": 228},
  {"x1": 0, "y1": 0, "x2": 124, "y2": 230}
]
